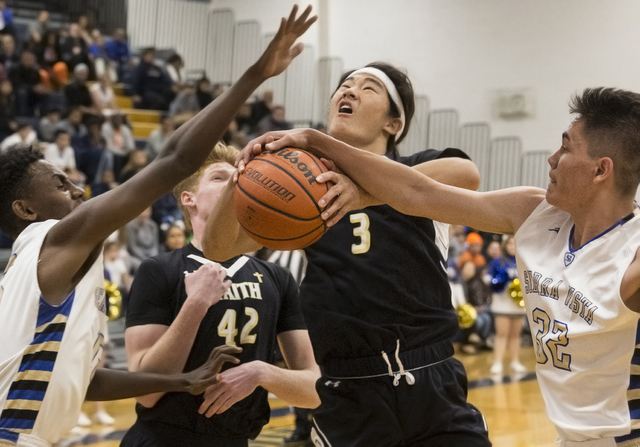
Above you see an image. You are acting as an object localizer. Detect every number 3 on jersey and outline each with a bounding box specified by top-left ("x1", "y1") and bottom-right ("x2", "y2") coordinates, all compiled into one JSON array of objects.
[
  {"x1": 350, "y1": 213, "x2": 370, "y2": 255},
  {"x1": 532, "y1": 308, "x2": 571, "y2": 371},
  {"x1": 218, "y1": 307, "x2": 259, "y2": 346}
]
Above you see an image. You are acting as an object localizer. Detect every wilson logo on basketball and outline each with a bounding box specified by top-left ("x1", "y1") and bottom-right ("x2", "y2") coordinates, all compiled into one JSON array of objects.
[
  {"x1": 244, "y1": 167, "x2": 297, "y2": 203},
  {"x1": 273, "y1": 149, "x2": 317, "y2": 185}
]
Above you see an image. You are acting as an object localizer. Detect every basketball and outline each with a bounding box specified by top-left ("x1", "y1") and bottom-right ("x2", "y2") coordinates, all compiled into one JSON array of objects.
[{"x1": 234, "y1": 148, "x2": 330, "y2": 250}]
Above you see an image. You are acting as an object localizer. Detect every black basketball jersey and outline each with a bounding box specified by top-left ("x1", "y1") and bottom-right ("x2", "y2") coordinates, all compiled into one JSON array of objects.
[
  {"x1": 302, "y1": 148, "x2": 467, "y2": 366},
  {"x1": 125, "y1": 243, "x2": 305, "y2": 440}
]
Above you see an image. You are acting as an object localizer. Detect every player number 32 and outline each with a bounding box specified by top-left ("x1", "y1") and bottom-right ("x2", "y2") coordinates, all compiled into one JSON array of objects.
[
  {"x1": 532, "y1": 308, "x2": 571, "y2": 371},
  {"x1": 218, "y1": 307, "x2": 259, "y2": 345}
]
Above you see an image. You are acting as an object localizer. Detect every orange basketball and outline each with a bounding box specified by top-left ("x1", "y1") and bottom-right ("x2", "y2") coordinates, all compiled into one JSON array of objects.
[{"x1": 234, "y1": 148, "x2": 330, "y2": 250}]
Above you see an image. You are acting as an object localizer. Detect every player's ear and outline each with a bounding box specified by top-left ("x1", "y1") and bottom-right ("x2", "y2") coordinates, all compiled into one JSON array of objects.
[
  {"x1": 383, "y1": 117, "x2": 402, "y2": 139},
  {"x1": 593, "y1": 156, "x2": 614, "y2": 185},
  {"x1": 181, "y1": 190, "x2": 196, "y2": 208},
  {"x1": 12, "y1": 199, "x2": 37, "y2": 222}
]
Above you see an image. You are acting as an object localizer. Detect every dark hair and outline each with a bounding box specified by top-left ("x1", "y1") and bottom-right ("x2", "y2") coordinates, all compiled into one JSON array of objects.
[
  {"x1": 336, "y1": 62, "x2": 416, "y2": 158},
  {"x1": 167, "y1": 53, "x2": 182, "y2": 65},
  {"x1": 0, "y1": 145, "x2": 43, "y2": 237},
  {"x1": 54, "y1": 129, "x2": 69, "y2": 140},
  {"x1": 570, "y1": 87, "x2": 640, "y2": 196}
]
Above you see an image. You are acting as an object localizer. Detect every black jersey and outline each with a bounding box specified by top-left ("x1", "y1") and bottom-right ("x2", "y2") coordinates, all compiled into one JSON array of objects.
[
  {"x1": 125, "y1": 243, "x2": 305, "y2": 440},
  {"x1": 302, "y1": 148, "x2": 467, "y2": 366}
]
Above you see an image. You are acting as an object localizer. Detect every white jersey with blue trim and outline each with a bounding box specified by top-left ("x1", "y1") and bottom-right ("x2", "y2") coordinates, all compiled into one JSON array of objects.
[
  {"x1": 0, "y1": 220, "x2": 106, "y2": 446},
  {"x1": 515, "y1": 200, "x2": 640, "y2": 442}
]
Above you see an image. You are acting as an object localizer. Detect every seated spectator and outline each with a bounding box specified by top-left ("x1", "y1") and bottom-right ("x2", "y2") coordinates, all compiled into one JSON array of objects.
[
  {"x1": 77, "y1": 14, "x2": 94, "y2": 46},
  {"x1": 0, "y1": 122, "x2": 36, "y2": 151},
  {"x1": 0, "y1": 1, "x2": 15, "y2": 38},
  {"x1": 104, "y1": 28, "x2": 130, "y2": 81},
  {"x1": 235, "y1": 102, "x2": 254, "y2": 134},
  {"x1": 255, "y1": 104, "x2": 292, "y2": 136},
  {"x1": 37, "y1": 30, "x2": 68, "y2": 91},
  {"x1": 29, "y1": 10, "x2": 50, "y2": 42},
  {"x1": 102, "y1": 112, "x2": 134, "y2": 178},
  {"x1": 126, "y1": 207, "x2": 159, "y2": 267},
  {"x1": 8, "y1": 50, "x2": 45, "y2": 116},
  {"x1": 43, "y1": 129, "x2": 76, "y2": 171},
  {"x1": 251, "y1": 89, "x2": 274, "y2": 127},
  {"x1": 222, "y1": 119, "x2": 248, "y2": 149},
  {"x1": 39, "y1": 106, "x2": 62, "y2": 142},
  {"x1": 162, "y1": 224, "x2": 186, "y2": 252},
  {"x1": 212, "y1": 83, "x2": 224, "y2": 100},
  {"x1": 89, "y1": 30, "x2": 117, "y2": 82},
  {"x1": 457, "y1": 232, "x2": 487, "y2": 272},
  {"x1": 65, "y1": 63, "x2": 97, "y2": 114},
  {"x1": 56, "y1": 106, "x2": 88, "y2": 139},
  {"x1": 90, "y1": 72, "x2": 117, "y2": 115},
  {"x1": 165, "y1": 53, "x2": 186, "y2": 90},
  {"x1": 0, "y1": 78, "x2": 16, "y2": 141},
  {"x1": 59, "y1": 22, "x2": 93, "y2": 77},
  {"x1": 168, "y1": 80, "x2": 199, "y2": 117},
  {"x1": 119, "y1": 149, "x2": 148, "y2": 183},
  {"x1": 145, "y1": 115, "x2": 174, "y2": 160},
  {"x1": 152, "y1": 192, "x2": 183, "y2": 231},
  {"x1": 0, "y1": 34, "x2": 18, "y2": 72},
  {"x1": 74, "y1": 120, "x2": 112, "y2": 185},
  {"x1": 196, "y1": 77, "x2": 214, "y2": 109},
  {"x1": 103, "y1": 241, "x2": 131, "y2": 296},
  {"x1": 131, "y1": 47, "x2": 173, "y2": 111},
  {"x1": 91, "y1": 168, "x2": 118, "y2": 197}
]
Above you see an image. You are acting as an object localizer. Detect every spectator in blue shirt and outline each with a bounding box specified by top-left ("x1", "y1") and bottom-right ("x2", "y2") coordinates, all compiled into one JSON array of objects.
[
  {"x1": 0, "y1": 1, "x2": 15, "y2": 38},
  {"x1": 104, "y1": 28, "x2": 130, "y2": 81}
]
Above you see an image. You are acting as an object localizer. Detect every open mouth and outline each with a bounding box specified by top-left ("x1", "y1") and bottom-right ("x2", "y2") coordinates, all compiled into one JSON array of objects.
[{"x1": 338, "y1": 103, "x2": 353, "y2": 114}]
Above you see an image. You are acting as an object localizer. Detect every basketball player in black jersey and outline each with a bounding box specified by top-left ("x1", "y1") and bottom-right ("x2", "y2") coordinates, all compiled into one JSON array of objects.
[
  {"x1": 122, "y1": 144, "x2": 319, "y2": 447},
  {"x1": 210, "y1": 63, "x2": 491, "y2": 446}
]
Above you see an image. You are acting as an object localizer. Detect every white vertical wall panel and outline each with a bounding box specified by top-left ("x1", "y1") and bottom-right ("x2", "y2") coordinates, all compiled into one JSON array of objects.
[
  {"x1": 258, "y1": 33, "x2": 286, "y2": 106},
  {"x1": 179, "y1": 2, "x2": 209, "y2": 72},
  {"x1": 427, "y1": 109, "x2": 459, "y2": 150},
  {"x1": 205, "y1": 9, "x2": 234, "y2": 85},
  {"x1": 231, "y1": 21, "x2": 261, "y2": 83},
  {"x1": 155, "y1": 0, "x2": 182, "y2": 49},
  {"x1": 284, "y1": 45, "x2": 316, "y2": 124},
  {"x1": 459, "y1": 123, "x2": 491, "y2": 192},
  {"x1": 487, "y1": 137, "x2": 522, "y2": 191},
  {"x1": 313, "y1": 57, "x2": 344, "y2": 126},
  {"x1": 400, "y1": 95, "x2": 430, "y2": 157},
  {"x1": 521, "y1": 150, "x2": 551, "y2": 189},
  {"x1": 127, "y1": 0, "x2": 158, "y2": 48}
]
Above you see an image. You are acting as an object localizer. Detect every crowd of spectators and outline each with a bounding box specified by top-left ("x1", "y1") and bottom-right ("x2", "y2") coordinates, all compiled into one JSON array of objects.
[{"x1": 447, "y1": 226, "x2": 529, "y2": 374}]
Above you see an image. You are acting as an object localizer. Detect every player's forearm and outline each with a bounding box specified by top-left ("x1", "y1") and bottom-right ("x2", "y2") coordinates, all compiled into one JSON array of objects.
[
  {"x1": 86, "y1": 368, "x2": 188, "y2": 401},
  {"x1": 202, "y1": 180, "x2": 262, "y2": 262},
  {"x1": 158, "y1": 65, "x2": 266, "y2": 175},
  {"x1": 133, "y1": 301, "x2": 208, "y2": 375},
  {"x1": 258, "y1": 363, "x2": 321, "y2": 409},
  {"x1": 129, "y1": 303, "x2": 207, "y2": 407}
]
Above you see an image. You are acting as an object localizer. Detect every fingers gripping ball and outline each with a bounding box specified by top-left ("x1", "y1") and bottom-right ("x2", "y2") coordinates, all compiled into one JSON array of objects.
[{"x1": 234, "y1": 148, "x2": 330, "y2": 250}]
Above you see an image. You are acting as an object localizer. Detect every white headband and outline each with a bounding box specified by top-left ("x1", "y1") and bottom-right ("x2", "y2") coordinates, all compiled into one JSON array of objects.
[{"x1": 348, "y1": 67, "x2": 406, "y2": 142}]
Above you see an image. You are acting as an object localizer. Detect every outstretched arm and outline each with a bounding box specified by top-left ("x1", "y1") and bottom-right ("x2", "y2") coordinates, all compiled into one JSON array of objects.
[
  {"x1": 39, "y1": 6, "x2": 317, "y2": 305},
  {"x1": 237, "y1": 129, "x2": 545, "y2": 235},
  {"x1": 86, "y1": 345, "x2": 242, "y2": 401}
]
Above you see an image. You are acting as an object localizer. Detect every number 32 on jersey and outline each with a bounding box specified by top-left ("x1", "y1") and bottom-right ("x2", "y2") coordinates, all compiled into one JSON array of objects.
[{"x1": 532, "y1": 308, "x2": 572, "y2": 371}]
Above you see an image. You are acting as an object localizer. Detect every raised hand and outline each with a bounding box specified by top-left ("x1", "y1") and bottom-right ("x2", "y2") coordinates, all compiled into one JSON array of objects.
[
  {"x1": 254, "y1": 5, "x2": 317, "y2": 80},
  {"x1": 183, "y1": 345, "x2": 243, "y2": 395},
  {"x1": 184, "y1": 262, "x2": 231, "y2": 312},
  {"x1": 235, "y1": 128, "x2": 318, "y2": 173}
]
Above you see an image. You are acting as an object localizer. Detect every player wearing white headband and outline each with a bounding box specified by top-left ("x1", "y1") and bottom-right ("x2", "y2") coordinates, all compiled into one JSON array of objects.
[{"x1": 206, "y1": 62, "x2": 491, "y2": 446}]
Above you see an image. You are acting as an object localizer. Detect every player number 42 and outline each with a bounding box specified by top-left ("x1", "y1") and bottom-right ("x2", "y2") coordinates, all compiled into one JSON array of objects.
[
  {"x1": 218, "y1": 307, "x2": 259, "y2": 345},
  {"x1": 532, "y1": 308, "x2": 571, "y2": 371}
]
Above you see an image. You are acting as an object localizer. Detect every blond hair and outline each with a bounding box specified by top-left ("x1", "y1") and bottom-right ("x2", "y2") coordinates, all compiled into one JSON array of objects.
[{"x1": 173, "y1": 142, "x2": 238, "y2": 230}]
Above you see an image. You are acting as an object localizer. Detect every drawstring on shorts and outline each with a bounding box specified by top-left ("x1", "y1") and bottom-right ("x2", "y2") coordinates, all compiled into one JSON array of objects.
[{"x1": 381, "y1": 340, "x2": 416, "y2": 386}]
